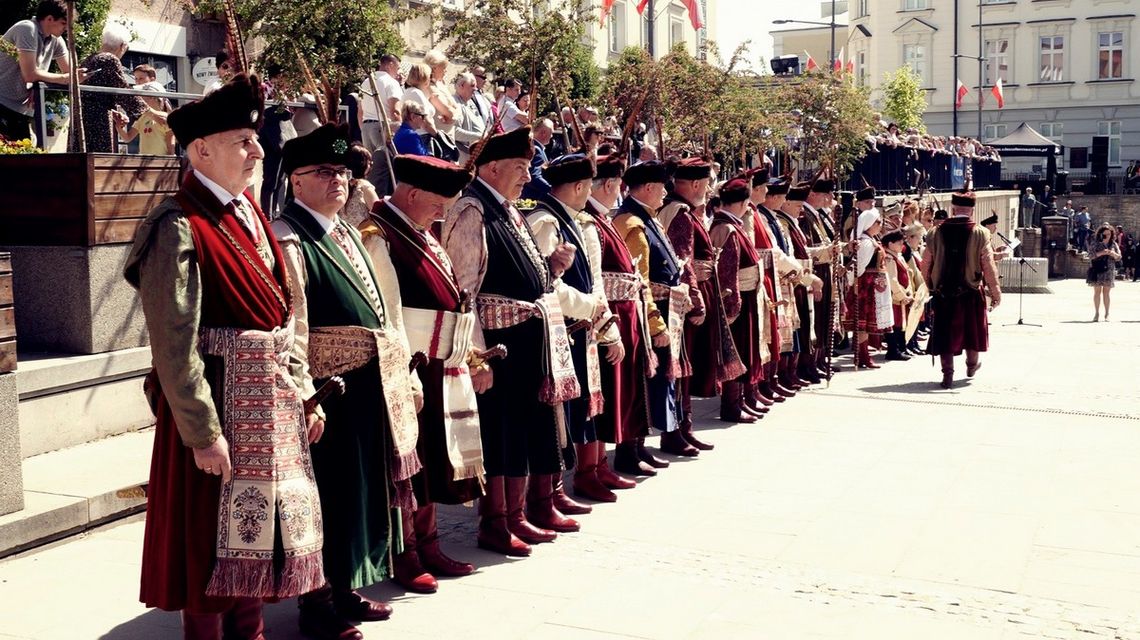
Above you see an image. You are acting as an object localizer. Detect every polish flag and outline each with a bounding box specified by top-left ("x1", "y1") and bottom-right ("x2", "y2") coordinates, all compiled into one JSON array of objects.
[
  {"x1": 955, "y1": 78, "x2": 969, "y2": 109},
  {"x1": 636, "y1": 0, "x2": 649, "y2": 14},
  {"x1": 682, "y1": 0, "x2": 703, "y2": 30},
  {"x1": 600, "y1": 0, "x2": 617, "y2": 25},
  {"x1": 846, "y1": 59, "x2": 855, "y2": 74},
  {"x1": 991, "y1": 77, "x2": 1005, "y2": 109},
  {"x1": 805, "y1": 51, "x2": 818, "y2": 71},
  {"x1": 833, "y1": 47, "x2": 844, "y2": 72}
]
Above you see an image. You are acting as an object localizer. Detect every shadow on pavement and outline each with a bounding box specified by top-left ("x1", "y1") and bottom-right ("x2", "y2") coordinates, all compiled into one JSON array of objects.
[{"x1": 856, "y1": 379, "x2": 974, "y2": 394}]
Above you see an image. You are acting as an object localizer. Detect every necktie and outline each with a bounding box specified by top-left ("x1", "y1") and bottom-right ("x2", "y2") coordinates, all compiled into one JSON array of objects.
[{"x1": 231, "y1": 198, "x2": 259, "y2": 243}]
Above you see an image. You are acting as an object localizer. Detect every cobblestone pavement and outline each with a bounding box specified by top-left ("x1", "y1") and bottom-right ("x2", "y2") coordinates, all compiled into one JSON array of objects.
[{"x1": 2, "y1": 279, "x2": 1139, "y2": 639}]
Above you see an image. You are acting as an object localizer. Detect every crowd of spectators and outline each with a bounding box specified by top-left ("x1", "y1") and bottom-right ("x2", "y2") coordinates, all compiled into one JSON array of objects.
[{"x1": 866, "y1": 119, "x2": 1002, "y2": 162}]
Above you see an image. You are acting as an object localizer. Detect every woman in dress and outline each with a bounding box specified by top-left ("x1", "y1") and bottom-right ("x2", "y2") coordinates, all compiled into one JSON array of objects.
[
  {"x1": 1087, "y1": 223, "x2": 1122, "y2": 321},
  {"x1": 846, "y1": 209, "x2": 894, "y2": 368},
  {"x1": 424, "y1": 50, "x2": 460, "y2": 161},
  {"x1": 341, "y1": 142, "x2": 379, "y2": 227},
  {"x1": 80, "y1": 22, "x2": 146, "y2": 152}
]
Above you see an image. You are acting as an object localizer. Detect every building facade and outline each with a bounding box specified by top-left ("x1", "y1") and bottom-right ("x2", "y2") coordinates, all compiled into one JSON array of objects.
[
  {"x1": 589, "y1": 0, "x2": 716, "y2": 66},
  {"x1": 771, "y1": 1, "x2": 849, "y2": 74},
  {"x1": 848, "y1": 0, "x2": 1140, "y2": 170}
]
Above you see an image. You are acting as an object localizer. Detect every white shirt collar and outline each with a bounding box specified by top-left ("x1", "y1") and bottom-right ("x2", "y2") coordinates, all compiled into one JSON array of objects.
[
  {"x1": 384, "y1": 197, "x2": 425, "y2": 232},
  {"x1": 587, "y1": 195, "x2": 613, "y2": 214},
  {"x1": 630, "y1": 196, "x2": 655, "y2": 213},
  {"x1": 294, "y1": 198, "x2": 339, "y2": 234},
  {"x1": 717, "y1": 208, "x2": 743, "y2": 224},
  {"x1": 477, "y1": 177, "x2": 510, "y2": 206},
  {"x1": 193, "y1": 169, "x2": 244, "y2": 208},
  {"x1": 551, "y1": 195, "x2": 579, "y2": 215}
]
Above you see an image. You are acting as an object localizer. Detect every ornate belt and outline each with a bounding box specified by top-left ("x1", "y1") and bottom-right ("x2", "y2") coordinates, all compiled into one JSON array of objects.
[
  {"x1": 738, "y1": 265, "x2": 761, "y2": 292},
  {"x1": 475, "y1": 294, "x2": 540, "y2": 330},
  {"x1": 693, "y1": 259, "x2": 715, "y2": 282},
  {"x1": 602, "y1": 271, "x2": 642, "y2": 302},
  {"x1": 403, "y1": 307, "x2": 475, "y2": 368}
]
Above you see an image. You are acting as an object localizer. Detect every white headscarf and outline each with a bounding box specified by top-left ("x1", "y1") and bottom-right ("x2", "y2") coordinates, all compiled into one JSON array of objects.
[{"x1": 854, "y1": 208, "x2": 881, "y2": 240}]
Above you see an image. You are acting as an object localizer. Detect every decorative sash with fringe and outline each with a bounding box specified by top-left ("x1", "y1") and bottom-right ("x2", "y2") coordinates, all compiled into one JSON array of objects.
[
  {"x1": 306, "y1": 325, "x2": 423, "y2": 504},
  {"x1": 649, "y1": 281, "x2": 691, "y2": 380},
  {"x1": 199, "y1": 320, "x2": 325, "y2": 599},
  {"x1": 401, "y1": 307, "x2": 485, "y2": 483},
  {"x1": 603, "y1": 271, "x2": 659, "y2": 375},
  {"x1": 476, "y1": 292, "x2": 580, "y2": 405}
]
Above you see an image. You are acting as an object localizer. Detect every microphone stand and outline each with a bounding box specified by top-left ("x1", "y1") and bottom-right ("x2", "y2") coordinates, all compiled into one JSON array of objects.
[{"x1": 997, "y1": 231, "x2": 1041, "y2": 328}]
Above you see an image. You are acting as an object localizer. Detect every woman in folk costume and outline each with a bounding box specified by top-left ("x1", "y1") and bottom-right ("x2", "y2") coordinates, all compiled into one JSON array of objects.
[
  {"x1": 124, "y1": 75, "x2": 325, "y2": 640},
  {"x1": 881, "y1": 229, "x2": 915, "y2": 362},
  {"x1": 846, "y1": 209, "x2": 894, "y2": 369},
  {"x1": 358, "y1": 155, "x2": 487, "y2": 595},
  {"x1": 273, "y1": 123, "x2": 423, "y2": 639},
  {"x1": 902, "y1": 222, "x2": 928, "y2": 355}
]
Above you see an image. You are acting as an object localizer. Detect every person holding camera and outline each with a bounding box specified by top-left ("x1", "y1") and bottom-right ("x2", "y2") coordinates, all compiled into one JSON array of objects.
[{"x1": 1087, "y1": 224, "x2": 1122, "y2": 322}]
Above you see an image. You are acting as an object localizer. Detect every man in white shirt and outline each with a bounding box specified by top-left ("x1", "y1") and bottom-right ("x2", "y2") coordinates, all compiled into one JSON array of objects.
[
  {"x1": 359, "y1": 53, "x2": 403, "y2": 153},
  {"x1": 469, "y1": 65, "x2": 494, "y2": 128},
  {"x1": 452, "y1": 71, "x2": 486, "y2": 164},
  {"x1": 498, "y1": 78, "x2": 526, "y2": 133}
]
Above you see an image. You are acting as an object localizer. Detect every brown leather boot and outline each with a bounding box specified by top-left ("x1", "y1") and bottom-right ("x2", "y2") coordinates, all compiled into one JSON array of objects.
[
  {"x1": 392, "y1": 508, "x2": 438, "y2": 593},
  {"x1": 965, "y1": 350, "x2": 981, "y2": 377},
  {"x1": 298, "y1": 587, "x2": 364, "y2": 640},
  {"x1": 476, "y1": 476, "x2": 531, "y2": 557},
  {"x1": 525, "y1": 473, "x2": 579, "y2": 533},
  {"x1": 595, "y1": 447, "x2": 637, "y2": 489},
  {"x1": 332, "y1": 589, "x2": 393, "y2": 622},
  {"x1": 414, "y1": 504, "x2": 474, "y2": 577},
  {"x1": 638, "y1": 437, "x2": 672, "y2": 467},
  {"x1": 613, "y1": 441, "x2": 656, "y2": 476},
  {"x1": 573, "y1": 443, "x2": 618, "y2": 502},
  {"x1": 552, "y1": 472, "x2": 593, "y2": 515},
  {"x1": 940, "y1": 354, "x2": 955, "y2": 389},
  {"x1": 221, "y1": 597, "x2": 265, "y2": 640},
  {"x1": 681, "y1": 419, "x2": 715, "y2": 450},
  {"x1": 660, "y1": 428, "x2": 700, "y2": 456},
  {"x1": 719, "y1": 380, "x2": 757, "y2": 424},
  {"x1": 508, "y1": 476, "x2": 558, "y2": 543},
  {"x1": 857, "y1": 342, "x2": 880, "y2": 369},
  {"x1": 183, "y1": 611, "x2": 224, "y2": 640}
]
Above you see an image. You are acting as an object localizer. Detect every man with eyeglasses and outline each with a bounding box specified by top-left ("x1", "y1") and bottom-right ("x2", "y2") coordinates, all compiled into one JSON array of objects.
[
  {"x1": 468, "y1": 65, "x2": 493, "y2": 131},
  {"x1": 273, "y1": 124, "x2": 423, "y2": 640}
]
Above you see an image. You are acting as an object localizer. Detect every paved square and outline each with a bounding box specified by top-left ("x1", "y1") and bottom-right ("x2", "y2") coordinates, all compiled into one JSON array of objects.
[{"x1": 2, "y1": 279, "x2": 1138, "y2": 639}]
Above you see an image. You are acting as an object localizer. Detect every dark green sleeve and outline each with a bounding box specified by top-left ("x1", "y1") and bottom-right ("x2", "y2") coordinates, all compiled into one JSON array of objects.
[{"x1": 136, "y1": 212, "x2": 222, "y2": 448}]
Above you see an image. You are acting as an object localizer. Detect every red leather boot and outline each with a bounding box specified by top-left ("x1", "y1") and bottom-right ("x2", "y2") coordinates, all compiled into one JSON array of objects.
[
  {"x1": 476, "y1": 476, "x2": 531, "y2": 556},
  {"x1": 573, "y1": 442, "x2": 617, "y2": 502},
  {"x1": 507, "y1": 476, "x2": 558, "y2": 543},
  {"x1": 526, "y1": 473, "x2": 580, "y2": 533},
  {"x1": 393, "y1": 508, "x2": 438, "y2": 593},
  {"x1": 414, "y1": 503, "x2": 474, "y2": 577},
  {"x1": 594, "y1": 445, "x2": 637, "y2": 489}
]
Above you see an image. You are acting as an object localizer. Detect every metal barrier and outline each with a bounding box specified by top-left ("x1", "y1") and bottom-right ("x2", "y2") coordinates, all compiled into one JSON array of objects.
[
  {"x1": 31, "y1": 82, "x2": 342, "y2": 153},
  {"x1": 842, "y1": 145, "x2": 1002, "y2": 194}
]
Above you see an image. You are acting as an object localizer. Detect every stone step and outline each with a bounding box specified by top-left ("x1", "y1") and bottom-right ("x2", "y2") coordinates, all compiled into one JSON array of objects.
[
  {"x1": 17, "y1": 348, "x2": 154, "y2": 458},
  {"x1": 0, "y1": 429, "x2": 152, "y2": 558}
]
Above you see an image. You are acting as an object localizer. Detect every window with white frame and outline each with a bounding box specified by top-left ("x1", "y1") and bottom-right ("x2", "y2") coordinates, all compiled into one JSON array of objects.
[
  {"x1": 1040, "y1": 122, "x2": 1064, "y2": 166},
  {"x1": 857, "y1": 0, "x2": 869, "y2": 18},
  {"x1": 1039, "y1": 35, "x2": 1063, "y2": 82},
  {"x1": 857, "y1": 51, "x2": 867, "y2": 85},
  {"x1": 903, "y1": 43, "x2": 926, "y2": 85},
  {"x1": 1098, "y1": 120, "x2": 1122, "y2": 166},
  {"x1": 609, "y1": 1, "x2": 625, "y2": 54},
  {"x1": 903, "y1": 0, "x2": 927, "y2": 10},
  {"x1": 1098, "y1": 31, "x2": 1124, "y2": 79},
  {"x1": 669, "y1": 16, "x2": 684, "y2": 49},
  {"x1": 984, "y1": 124, "x2": 1007, "y2": 141},
  {"x1": 984, "y1": 39, "x2": 1010, "y2": 85}
]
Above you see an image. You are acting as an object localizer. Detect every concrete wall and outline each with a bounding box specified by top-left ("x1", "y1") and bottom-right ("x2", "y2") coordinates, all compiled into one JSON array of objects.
[
  {"x1": 0, "y1": 374, "x2": 22, "y2": 515},
  {"x1": 1056, "y1": 194, "x2": 1140, "y2": 235}
]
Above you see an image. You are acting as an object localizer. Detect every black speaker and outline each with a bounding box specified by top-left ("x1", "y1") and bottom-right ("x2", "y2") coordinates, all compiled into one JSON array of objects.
[
  {"x1": 771, "y1": 55, "x2": 801, "y2": 76},
  {"x1": 1070, "y1": 147, "x2": 1087, "y2": 169},
  {"x1": 1092, "y1": 136, "x2": 1109, "y2": 173}
]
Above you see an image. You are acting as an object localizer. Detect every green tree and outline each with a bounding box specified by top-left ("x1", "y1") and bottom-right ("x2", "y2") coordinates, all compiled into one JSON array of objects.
[
  {"x1": 769, "y1": 69, "x2": 876, "y2": 176},
  {"x1": 599, "y1": 47, "x2": 665, "y2": 147},
  {"x1": 432, "y1": 0, "x2": 597, "y2": 115},
  {"x1": 881, "y1": 66, "x2": 927, "y2": 133}
]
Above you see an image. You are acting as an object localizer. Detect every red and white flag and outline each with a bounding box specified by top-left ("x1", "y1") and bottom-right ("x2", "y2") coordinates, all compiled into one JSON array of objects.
[
  {"x1": 682, "y1": 0, "x2": 703, "y2": 30},
  {"x1": 805, "y1": 51, "x2": 818, "y2": 71},
  {"x1": 636, "y1": 0, "x2": 649, "y2": 14},
  {"x1": 846, "y1": 59, "x2": 855, "y2": 75},
  {"x1": 833, "y1": 47, "x2": 844, "y2": 72},
  {"x1": 955, "y1": 78, "x2": 969, "y2": 109},
  {"x1": 600, "y1": 0, "x2": 617, "y2": 25},
  {"x1": 991, "y1": 77, "x2": 1005, "y2": 109}
]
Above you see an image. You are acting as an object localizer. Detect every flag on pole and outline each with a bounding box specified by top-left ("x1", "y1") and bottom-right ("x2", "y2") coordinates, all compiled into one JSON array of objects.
[
  {"x1": 636, "y1": 0, "x2": 649, "y2": 14},
  {"x1": 991, "y1": 77, "x2": 1005, "y2": 109},
  {"x1": 681, "y1": 0, "x2": 703, "y2": 30},
  {"x1": 955, "y1": 78, "x2": 969, "y2": 109},
  {"x1": 833, "y1": 47, "x2": 844, "y2": 73},
  {"x1": 846, "y1": 59, "x2": 855, "y2": 75},
  {"x1": 805, "y1": 51, "x2": 818, "y2": 71},
  {"x1": 600, "y1": 0, "x2": 617, "y2": 25}
]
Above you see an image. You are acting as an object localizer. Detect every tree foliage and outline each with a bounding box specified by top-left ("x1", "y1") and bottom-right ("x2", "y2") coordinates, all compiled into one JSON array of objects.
[
  {"x1": 881, "y1": 66, "x2": 927, "y2": 133},
  {"x1": 432, "y1": 0, "x2": 599, "y2": 115},
  {"x1": 769, "y1": 69, "x2": 876, "y2": 176}
]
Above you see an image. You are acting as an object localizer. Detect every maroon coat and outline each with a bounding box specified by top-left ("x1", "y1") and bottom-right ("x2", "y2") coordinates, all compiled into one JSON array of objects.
[
  {"x1": 712, "y1": 211, "x2": 763, "y2": 385},
  {"x1": 585, "y1": 199, "x2": 650, "y2": 443}
]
